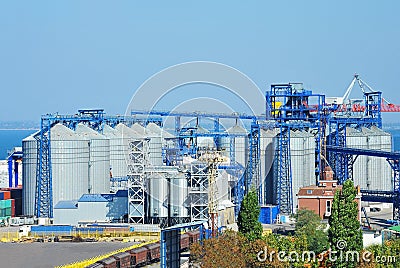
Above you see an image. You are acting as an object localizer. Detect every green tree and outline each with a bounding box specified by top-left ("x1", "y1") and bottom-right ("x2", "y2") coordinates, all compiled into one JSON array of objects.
[
  {"x1": 237, "y1": 190, "x2": 263, "y2": 241},
  {"x1": 328, "y1": 179, "x2": 363, "y2": 268},
  {"x1": 293, "y1": 208, "x2": 329, "y2": 254}
]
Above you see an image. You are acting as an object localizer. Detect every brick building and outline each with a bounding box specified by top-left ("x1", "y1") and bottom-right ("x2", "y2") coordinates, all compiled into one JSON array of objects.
[{"x1": 297, "y1": 166, "x2": 361, "y2": 221}]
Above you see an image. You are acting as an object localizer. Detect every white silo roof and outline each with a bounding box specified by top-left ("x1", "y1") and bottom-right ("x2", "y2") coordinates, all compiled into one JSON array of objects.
[
  {"x1": 226, "y1": 125, "x2": 248, "y2": 134},
  {"x1": 115, "y1": 123, "x2": 143, "y2": 138},
  {"x1": 103, "y1": 125, "x2": 120, "y2": 137},
  {"x1": 22, "y1": 130, "x2": 40, "y2": 142},
  {"x1": 146, "y1": 122, "x2": 175, "y2": 139},
  {"x1": 50, "y1": 123, "x2": 86, "y2": 140},
  {"x1": 131, "y1": 123, "x2": 146, "y2": 136},
  {"x1": 75, "y1": 123, "x2": 107, "y2": 139}
]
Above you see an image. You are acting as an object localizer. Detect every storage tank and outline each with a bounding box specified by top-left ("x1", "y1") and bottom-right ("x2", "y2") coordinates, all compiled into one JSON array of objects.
[
  {"x1": 260, "y1": 128, "x2": 278, "y2": 205},
  {"x1": 145, "y1": 123, "x2": 163, "y2": 166},
  {"x1": 114, "y1": 123, "x2": 145, "y2": 175},
  {"x1": 103, "y1": 125, "x2": 126, "y2": 178},
  {"x1": 148, "y1": 172, "x2": 168, "y2": 221},
  {"x1": 363, "y1": 126, "x2": 393, "y2": 191},
  {"x1": 75, "y1": 123, "x2": 110, "y2": 194},
  {"x1": 22, "y1": 132, "x2": 39, "y2": 215},
  {"x1": 226, "y1": 125, "x2": 248, "y2": 168},
  {"x1": 345, "y1": 127, "x2": 368, "y2": 189},
  {"x1": 170, "y1": 172, "x2": 189, "y2": 222},
  {"x1": 50, "y1": 123, "x2": 89, "y2": 206}
]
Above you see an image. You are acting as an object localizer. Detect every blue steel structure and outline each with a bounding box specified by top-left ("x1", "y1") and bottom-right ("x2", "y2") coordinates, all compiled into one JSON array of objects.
[
  {"x1": 131, "y1": 110, "x2": 260, "y2": 217},
  {"x1": 326, "y1": 145, "x2": 400, "y2": 221},
  {"x1": 35, "y1": 109, "x2": 147, "y2": 218},
  {"x1": 7, "y1": 149, "x2": 23, "y2": 188},
  {"x1": 264, "y1": 83, "x2": 326, "y2": 214},
  {"x1": 327, "y1": 92, "x2": 383, "y2": 184},
  {"x1": 160, "y1": 221, "x2": 205, "y2": 268}
]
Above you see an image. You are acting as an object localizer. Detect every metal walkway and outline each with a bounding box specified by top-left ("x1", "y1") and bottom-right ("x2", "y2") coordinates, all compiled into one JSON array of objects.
[{"x1": 326, "y1": 145, "x2": 400, "y2": 221}]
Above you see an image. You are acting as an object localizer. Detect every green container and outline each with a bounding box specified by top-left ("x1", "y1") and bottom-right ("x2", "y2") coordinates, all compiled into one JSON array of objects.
[
  {"x1": 4, "y1": 207, "x2": 11, "y2": 216},
  {"x1": 0, "y1": 208, "x2": 5, "y2": 217},
  {"x1": 4, "y1": 199, "x2": 11, "y2": 208},
  {"x1": 0, "y1": 200, "x2": 6, "y2": 209}
]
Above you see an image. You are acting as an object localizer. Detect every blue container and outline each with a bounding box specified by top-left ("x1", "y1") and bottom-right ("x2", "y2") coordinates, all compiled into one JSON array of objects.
[
  {"x1": 259, "y1": 205, "x2": 279, "y2": 224},
  {"x1": 0, "y1": 192, "x2": 3, "y2": 200},
  {"x1": 30, "y1": 225, "x2": 74, "y2": 236}
]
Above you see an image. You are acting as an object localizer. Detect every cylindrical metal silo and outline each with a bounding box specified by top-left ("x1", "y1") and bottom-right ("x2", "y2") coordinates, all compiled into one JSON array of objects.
[
  {"x1": 145, "y1": 123, "x2": 163, "y2": 166},
  {"x1": 103, "y1": 125, "x2": 126, "y2": 179},
  {"x1": 364, "y1": 126, "x2": 393, "y2": 191},
  {"x1": 347, "y1": 127, "x2": 368, "y2": 189},
  {"x1": 50, "y1": 123, "x2": 89, "y2": 206},
  {"x1": 260, "y1": 128, "x2": 278, "y2": 205},
  {"x1": 170, "y1": 172, "x2": 189, "y2": 222},
  {"x1": 290, "y1": 130, "x2": 303, "y2": 210},
  {"x1": 75, "y1": 123, "x2": 110, "y2": 194},
  {"x1": 22, "y1": 132, "x2": 39, "y2": 215},
  {"x1": 148, "y1": 172, "x2": 168, "y2": 221},
  {"x1": 226, "y1": 125, "x2": 248, "y2": 168}
]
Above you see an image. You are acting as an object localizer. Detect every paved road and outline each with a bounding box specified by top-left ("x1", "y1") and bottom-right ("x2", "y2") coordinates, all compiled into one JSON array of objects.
[{"x1": 0, "y1": 242, "x2": 137, "y2": 268}]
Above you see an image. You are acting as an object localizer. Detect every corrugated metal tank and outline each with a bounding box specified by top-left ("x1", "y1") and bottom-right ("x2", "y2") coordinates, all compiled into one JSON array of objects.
[
  {"x1": 226, "y1": 125, "x2": 248, "y2": 168},
  {"x1": 112, "y1": 123, "x2": 144, "y2": 176},
  {"x1": 51, "y1": 123, "x2": 89, "y2": 206},
  {"x1": 170, "y1": 173, "x2": 189, "y2": 218},
  {"x1": 149, "y1": 172, "x2": 168, "y2": 218},
  {"x1": 103, "y1": 125, "x2": 125, "y2": 178},
  {"x1": 22, "y1": 132, "x2": 39, "y2": 215},
  {"x1": 363, "y1": 126, "x2": 392, "y2": 191},
  {"x1": 345, "y1": 127, "x2": 368, "y2": 189},
  {"x1": 260, "y1": 129, "x2": 278, "y2": 205},
  {"x1": 291, "y1": 130, "x2": 315, "y2": 210},
  {"x1": 145, "y1": 123, "x2": 163, "y2": 166},
  {"x1": 75, "y1": 124, "x2": 110, "y2": 194},
  {"x1": 260, "y1": 129, "x2": 315, "y2": 211}
]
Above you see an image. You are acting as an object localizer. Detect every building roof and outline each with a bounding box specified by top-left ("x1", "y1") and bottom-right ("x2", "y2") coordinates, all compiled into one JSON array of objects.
[
  {"x1": 388, "y1": 225, "x2": 400, "y2": 233},
  {"x1": 78, "y1": 194, "x2": 108, "y2": 202},
  {"x1": 54, "y1": 200, "x2": 78, "y2": 209}
]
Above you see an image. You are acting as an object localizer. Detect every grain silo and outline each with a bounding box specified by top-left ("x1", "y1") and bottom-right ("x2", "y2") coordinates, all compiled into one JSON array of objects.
[
  {"x1": 170, "y1": 172, "x2": 189, "y2": 223},
  {"x1": 291, "y1": 130, "x2": 315, "y2": 210},
  {"x1": 226, "y1": 125, "x2": 248, "y2": 168},
  {"x1": 75, "y1": 123, "x2": 110, "y2": 194},
  {"x1": 362, "y1": 126, "x2": 393, "y2": 191},
  {"x1": 260, "y1": 128, "x2": 278, "y2": 205},
  {"x1": 103, "y1": 125, "x2": 126, "y2": 179},
  {"x1": 145, "y1": 123, "x2": 163, "y2": 166},
  {"x1": 22, "y1": 132, "x2": 39, "y2": 215},
  {"x1": 148, "y1": 172, "x2": 168, "y2": 222},
  {"x1": 50, "y1": 123, "x2": 89, "y2": 206}
]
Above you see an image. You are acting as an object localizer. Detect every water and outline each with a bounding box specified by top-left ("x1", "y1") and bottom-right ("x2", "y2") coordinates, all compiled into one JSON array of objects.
[
  {"x1": 384, "y1": 128, "x2": 400, "y2": 152},
  {"x1": 0, "y1": 129, "x2": 37, "y2": 159}
]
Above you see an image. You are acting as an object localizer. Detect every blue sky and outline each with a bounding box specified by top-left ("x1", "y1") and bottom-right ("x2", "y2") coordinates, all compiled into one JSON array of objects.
[{"x1": 1, "y1": 1, "x2": 399, "y2": 122}]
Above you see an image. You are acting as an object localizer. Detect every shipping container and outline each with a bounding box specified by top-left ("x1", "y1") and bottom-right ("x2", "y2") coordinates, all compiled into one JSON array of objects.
[
  {"x1": 0, "y1": 191, "x2": 11, "y2": 200},
  {"x1": 259, "y1": 205, "x2": 279, "y2": 224},
  {"x1": 30, "y1": 225, "x2": 74, "y2": 236},
  {"x1": 11, "y1": 199, "x2": 15, "y2": 217}
]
